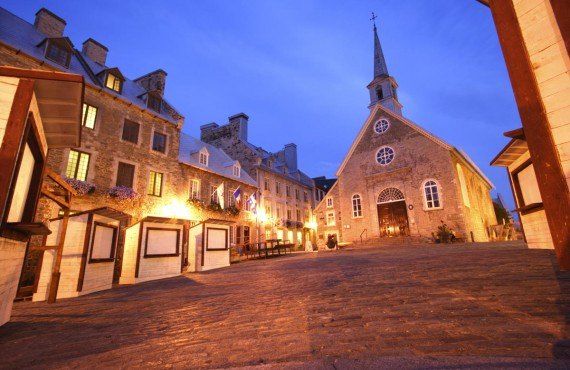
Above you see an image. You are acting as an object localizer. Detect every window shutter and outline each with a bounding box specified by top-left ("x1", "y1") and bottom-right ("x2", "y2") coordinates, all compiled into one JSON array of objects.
[
  {"x1": 122, "y1": 120, "x2": 140, "y2": 144},
  {"x1": 116, "y1": 162, "x2": 135, "y2": 188}
]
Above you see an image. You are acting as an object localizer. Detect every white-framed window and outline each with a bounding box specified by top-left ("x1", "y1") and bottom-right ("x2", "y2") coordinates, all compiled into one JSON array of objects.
[
  {"x1": 82, "y1": 103, "x2": 98, "y2": 129},
  {"x1": 326, "y1": 197, "x2": 333, "y2": 208},
  {"x1": 190, "y1": 179, "x2": 200, "y2": 199},
  {"x1": 233, "y1": 165, "x2": 240, "y2": 177},
  {"x1": 199, "y1": 148, "x2": 209, "y2": 167},
  {"x1": 65, "y1": 149, "x2": 90, "y2": 181},
  {"x1": 326, "y1": 211, "x2": 335, "y2": 226},
  {"x1": 456, "y1": 164, "x2": 470, "y2": 208},
  {"x1": 374, "y1": 118, "x2": 390, "y2": 134},
  {"x1": 376, "y1": 146, "x2": 395, "y2": 165},
  {"x1": 147, "y1": 170, "x2": 163, "y2": 197},
  {"x1": 423, "y1": 180, "x2": 442, "y2": 210},
  {"x1": 227, "y1": 189, "x2": 236, "y2": 207},
  {"x1": 352, "y1": 194, "x2": 362, "y2": 218}
]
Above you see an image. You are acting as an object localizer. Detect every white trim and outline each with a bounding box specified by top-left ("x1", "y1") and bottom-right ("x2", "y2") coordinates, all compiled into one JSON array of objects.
[
  {"x1": 421, "y1": 179, "x2": 443, "y2": 211},
  {"x1": 373, "y1": 118, "x2": 390, "y2": 134},
  {"x1": 336, "y1": 104, "x2": 452, "y2": 176},
  {"x1": 375, "y1": 146, "x2": 395, "y2": 165},
  {"x1": 377, "y1": 187, "x2": 405, "y2": 204},
  {"x1": 326, "y1": 210, "x2": 336, "y2": 226},
  {"x1": 351, "y1": 193, "x2": 363, "y2": 218}
]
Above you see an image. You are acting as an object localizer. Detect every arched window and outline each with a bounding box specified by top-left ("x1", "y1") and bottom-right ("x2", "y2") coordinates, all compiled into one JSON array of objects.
[
  {"x1": 377, "y1": 188, "x2": 405, "y2": 204},
  {"x1": 376, "y1": 146, "x2": 395, "y2": 165},
  {"x1": 352, "y1": 194, "x2": 362, "y2": 217},
  {"x1": 456, "y1": 164, "x2": 470, "y2": 208},
  {"x1": 423, "y1": 180, "x2": 441, "y2": 209},
  {"x1": 374, "y1": 118, "x2": 390, "y2": 134}
]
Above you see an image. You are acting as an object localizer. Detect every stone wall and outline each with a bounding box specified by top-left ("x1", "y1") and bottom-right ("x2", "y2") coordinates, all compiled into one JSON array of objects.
[{"x1": 318, "y1": 106, "x2": 496, "y2": 245}]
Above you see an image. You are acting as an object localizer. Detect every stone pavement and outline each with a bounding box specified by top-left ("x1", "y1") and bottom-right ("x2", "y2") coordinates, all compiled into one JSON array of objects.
[{"x1": 1, "y1": 241, "x2": 569, "y2": 369}]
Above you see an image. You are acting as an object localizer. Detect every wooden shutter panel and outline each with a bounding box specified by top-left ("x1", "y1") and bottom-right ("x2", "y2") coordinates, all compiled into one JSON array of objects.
[{"x1": 116, "y1": 162, "x2": 135, "y2": 188}]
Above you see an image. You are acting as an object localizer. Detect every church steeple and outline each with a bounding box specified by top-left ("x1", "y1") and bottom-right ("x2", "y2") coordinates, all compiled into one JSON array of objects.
[
  {"x1": 367, "y1": 14, "x2": 402, "y2": 115},
  {"x1": 373, "y1": 23, "x2": 389, "y2": 78}
]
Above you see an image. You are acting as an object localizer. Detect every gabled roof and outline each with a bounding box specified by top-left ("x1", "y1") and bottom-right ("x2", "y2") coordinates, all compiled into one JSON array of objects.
[
  {"x1": 336, "y1": 103, "x2": 494, "y2": 188},
  {"x1": 0, "y1": 7, "x2": 183, "y2": 124},
  {"x1": 178, "y1": 133, "x2": 257, "y2": 187}
]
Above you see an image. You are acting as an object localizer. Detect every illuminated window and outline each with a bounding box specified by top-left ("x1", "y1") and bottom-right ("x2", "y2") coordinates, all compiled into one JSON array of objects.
[
  {"x1": 147, "y1": 171, "x2": 163, "y2": 196},
  {"x1": 374, "y1": 118, "x2": 390, "y2": 134},
  {"x1": 376, "y1": 146, "x2": 395, "y2": 165},
  {"x1": 456, "y1": 164, "x2": 470, "y2": 208},
  {"x1": 190, "y1": 179, "x2": 200, "y2": 199},
  {"x1": 65, "y1": 150, "x2": 90, "y2": 181},
  {"x1": 352, "y1": 194, "x2": 362, "y2": 217},
  {"x1": 105, "y1": 73, "x2": 122, "y2": 92},
  {"x1": 423, "y1": 180, "x2": 441, "y2": 209},
  {"x1": 82, "y1": 103, "x2": 98, "y2": 129}
]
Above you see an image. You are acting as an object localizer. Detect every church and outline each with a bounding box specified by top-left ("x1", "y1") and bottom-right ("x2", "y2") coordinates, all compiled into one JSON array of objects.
[{"x1": 315, "y1": 21, "x2": 497, "y2": 246}]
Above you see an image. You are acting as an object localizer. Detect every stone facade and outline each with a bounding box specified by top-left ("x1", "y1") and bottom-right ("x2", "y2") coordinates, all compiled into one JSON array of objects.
[
  {"x1": 201, "y1": 113, "x2": 316, "y2": 247},
  {"x1": 315, "y1": 23, "x2": 497, "y2": 248},
  {"x1": 316, "y1": 105, "x2": 496, "y2": 247}
]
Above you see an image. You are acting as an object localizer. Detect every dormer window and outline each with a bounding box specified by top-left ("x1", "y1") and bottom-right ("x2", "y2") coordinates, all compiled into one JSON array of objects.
[
  {"x1": 105, "y1": 73, "x2": 122, "y2": 93},
  {"x1": 233, "y1": 165, "x2": 240, "y2": 177},
  {"x1": 45, "y1": 39, "x2": 71, "y2": 68},
  {"x1": 147, "y1": 93, "x2": 162, "y2": 113},
  {"x1": 199, "y1": 148, "x2": 209, "y2": 166}
]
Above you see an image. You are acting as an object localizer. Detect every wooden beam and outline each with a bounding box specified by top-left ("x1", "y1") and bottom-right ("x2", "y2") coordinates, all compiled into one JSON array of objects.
[
  {"x1": 0, "y1": 66, "x2": 84, "y2": 83},
  {"x1": 0, "y1": 79, "x2": 35, "y2": 223},
  {"x1": 40, "y1": 188, "x2": 70, "y2": 209},
  {"x1": 48, "y1": 208, "x2": 70, "y2": 303},
  {"x1": 44, "y1": 167, "x2": 78, "y2": 196},
  {"x1": 37, "y1": 98, "x2": 77, "y2": 106},
  {"x1": 488, "y1": 0, "x2": 570, "y2": 269}
]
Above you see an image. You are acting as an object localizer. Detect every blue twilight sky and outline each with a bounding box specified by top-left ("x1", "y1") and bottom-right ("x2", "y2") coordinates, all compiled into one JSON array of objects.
[{"x1": 3, "y1": 0, "x2": 520, "y2": 208}]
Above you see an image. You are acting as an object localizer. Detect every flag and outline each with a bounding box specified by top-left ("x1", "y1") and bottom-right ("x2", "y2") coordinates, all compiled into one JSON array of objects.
[
  {"x1": 233, "y1": 186, "x2": 242, "y2": 207},
  {"x1": 247, "y1": 193, "x2": 257, "y2": 214},
  {"x1": 216, "y1": 183, "x2": 225, "y2": 209}
]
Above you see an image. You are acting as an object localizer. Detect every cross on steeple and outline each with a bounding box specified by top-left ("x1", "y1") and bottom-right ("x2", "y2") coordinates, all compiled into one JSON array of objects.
[{"x1": 370, "y1": 12, "x2": 377, "y2": 27}]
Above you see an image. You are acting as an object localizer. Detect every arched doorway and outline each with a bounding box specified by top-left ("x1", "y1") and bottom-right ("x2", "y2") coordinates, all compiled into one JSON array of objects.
[{"x1": 377, "y1": 188, "x2": 410, "y2": 237}]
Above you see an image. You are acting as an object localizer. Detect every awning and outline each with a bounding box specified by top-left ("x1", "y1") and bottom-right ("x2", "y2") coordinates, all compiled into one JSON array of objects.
[{"x1": 0, "y1": 66, "x2": 84, "y2": 148}]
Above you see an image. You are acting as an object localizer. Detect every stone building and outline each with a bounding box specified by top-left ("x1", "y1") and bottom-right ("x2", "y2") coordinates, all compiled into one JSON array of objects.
[
  {"x1": 481, "y1": 0, "x2": 570, "y2": 268},
  {"x1": 315, "y1": 22, "x2": 497, "y2": 247},
  {"x1": 0, "y1": 7, "x2": 261, "y2": 293},
  {"x1": 178, "y1": 133, "x2": 258, "y2": 246},
  {"x1": 201, "y1": 113, "x2": 316, "y2": 247}
]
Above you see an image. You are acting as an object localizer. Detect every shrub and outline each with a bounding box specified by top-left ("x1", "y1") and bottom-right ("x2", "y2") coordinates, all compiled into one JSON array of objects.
[
  {"x1": 436, "y1": 221, "x2": 454, "y2": 243},
  {"x1": 64, "y1": 178, "x2": 96, "y2": 196},
  {"x1": 108, "y1": 186, "x2": 139, "y2": 200}
]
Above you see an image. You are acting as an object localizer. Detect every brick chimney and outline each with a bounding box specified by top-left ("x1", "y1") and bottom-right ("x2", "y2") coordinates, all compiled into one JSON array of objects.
[
  {"x1": 228, "y1": 113, "x2": 249, "y2": 141},
  {"x1": 134, "y1": 69, "x2": 167, "y2": 97},
  {"x1": 34, "y1": 8, "x2": 66, "y2": 38},
  {"x1": 283, "y1": 143, "x2": 298, "y2": 172},
  {"x1": 200, "y1": 122, "x2": 220, "y2": 141},
  {"x1": 82, "y1": 38, "x2": 108, "y2": 65}
]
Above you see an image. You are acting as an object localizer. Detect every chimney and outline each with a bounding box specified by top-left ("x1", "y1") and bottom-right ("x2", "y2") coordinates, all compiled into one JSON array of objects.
[
  {"x1": 284, "y1": 143, "x2": 298, "y2": 172},
  {"x1": 228, "y1": 113, "x2": 249, "y2": 141},
  {"x1": 200, "y1": 122, "x2": 219, "y2": 142},
  {"x1": 34, "y1": 8, "x2": 66, "y2": 38},
  {"x1": 134, "y1": 69, "x2": 167, "y2": 97},
  {"x1": 82, "y1": 38, "x2": 108, "y2": 65}
]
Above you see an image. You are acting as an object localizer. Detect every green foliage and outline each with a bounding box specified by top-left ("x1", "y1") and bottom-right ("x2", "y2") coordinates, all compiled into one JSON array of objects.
[
  {"x1": 493, "y1": 201, "x2": 511, "y2": 224},
  {"x1": 436, "y1": 221, "x2": 454, "y2": 243}
]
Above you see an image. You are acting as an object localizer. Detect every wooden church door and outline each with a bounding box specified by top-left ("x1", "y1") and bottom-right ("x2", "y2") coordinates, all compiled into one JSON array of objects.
[{"x1": 377, "y1": 201, "x2": 410, "y2": 237}]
